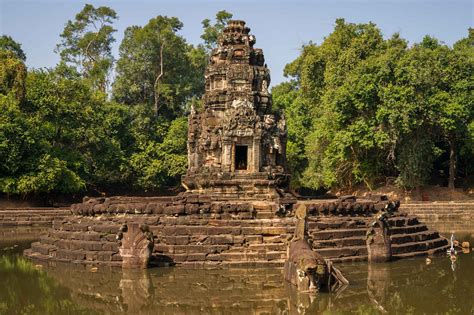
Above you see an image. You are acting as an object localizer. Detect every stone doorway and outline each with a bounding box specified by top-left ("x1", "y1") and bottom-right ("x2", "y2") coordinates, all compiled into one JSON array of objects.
[{"x1": 235, "y1": 145, "x2": 248, "y2": 171}]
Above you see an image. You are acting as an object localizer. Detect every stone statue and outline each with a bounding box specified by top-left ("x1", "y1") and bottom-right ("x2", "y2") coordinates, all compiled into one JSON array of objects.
[
  {"x1": 284, "y1": 205, "x2": 329, "y2": 292},
  {"x1": 118, "y1": 223, "x2": 155, "y2": 268},
  {"x1": 366, "y1": 212, "x2": 393, "y2": 263},
  {"x1": 284, "y1": 204, "x2": 349, "y2": 293}
]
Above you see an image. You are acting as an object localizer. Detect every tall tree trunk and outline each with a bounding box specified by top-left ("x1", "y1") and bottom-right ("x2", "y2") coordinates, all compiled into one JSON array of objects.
[
  {"x1": 153, "y1": 43, "x2": 164, "y2": 117},
  {"x1": 448, "y1": 136, "x2": 456, "y2": 190}
]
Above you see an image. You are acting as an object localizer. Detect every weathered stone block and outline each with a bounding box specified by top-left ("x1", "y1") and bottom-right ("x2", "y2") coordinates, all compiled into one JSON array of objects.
[
  {"x1": 207, "y1": 254, "x2": 221, "y2": 261},
  {"x1": 207, "y1": 227, "x2": 234, "y2": 235},
  {"x1": 187, "y1": 253, "x2": 207, "y2": 261},
  {"x1": 210, "y1": 235, "x2": 233, "y2": 245},
  {"x1": 185, "y1": 203, "x2": 200, "y2": 215},
  {"x1": 171, "y1": 254, "x2": 188, "y2": 263},
  {"x1": 83, "y1": 233, "x2": 101, "y2": 242},
  {"x1": 245, "y1": 235, "x2": 263, "y2": 244},
  {"x1": 174, "y1": 225, "x2": 189, "y2": 235},
  {"x1": 102, "y1": 242, "x2": 118, "y2": 251}
]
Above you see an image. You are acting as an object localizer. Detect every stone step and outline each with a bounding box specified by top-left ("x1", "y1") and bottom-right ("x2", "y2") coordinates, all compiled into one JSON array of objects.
[
  {"x1": 311, "y1": 228, "x2": 367, "y2": 240},
  {"x1": 404, "y1": 211, "x2": 473, "y2": 215},
  {"x1": 255, "y1": 211, "x2": 274, "y2": 219},
  {"x1": 247, "y1": 243, "x2": 286, "y2": 252},
  {"x1": 391, "y1": 237, "x2": 448, "y2": 255},
  {"x1": 389, "y1": 224, "x2": 428, "y2": 235},
  {"x1": 30, "y1": 242, "x2": 56, "y2": 256},
  {"x1": 387, "y1": 216, "x2": 419, "y2": 227},
  {"x1": 393, "y1": 244, "x2": 450, "y2": 259},
  {"x1": 312, "y1": 236, "x2": 366, "y2": 249},
  {"x1": 390, "y1": 230, "x2": 440, "y2": 244},
  {"x1": 315, "y1": 245, "x2": 367, "y2": 258},
  {"x1": 307, "y1": 219, "x2": 368, "y2": 230},
  {"x1": 23, "y1": 249, "x2": 51, "y2": 261},
  {"x1": 328, "y1": 255, "x2": 368, "y2": 263},
  {"x1": 55, "y1": 248, "x2": 118, "y2": 262},
  {"x1": 53, "y1": 239, "x2": 119, "y2": 252}
]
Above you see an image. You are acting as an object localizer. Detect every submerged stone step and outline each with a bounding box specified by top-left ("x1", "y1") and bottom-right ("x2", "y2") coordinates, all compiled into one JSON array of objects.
[
  {"x1": 328, "y1": 255, "x2": 368, "y2": 263},
  {"x1": 391, "y1": 237, "x2": 448, "y2": 255},
  {"x1": 390, "y1": 230, "x2": 440, "y2": 244},
  {"x1": 393, "y1": 244, "x2": 450, "y2": 259},
  {"x1": 30, "y1": 242, "x2": 56, "y2": 256},
  {"x1": 315, "y1": 245, "x2": 368, "y2": 258}
]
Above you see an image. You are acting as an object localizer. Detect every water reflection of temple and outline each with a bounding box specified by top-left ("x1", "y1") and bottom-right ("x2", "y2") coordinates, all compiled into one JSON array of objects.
[{"x1": 34, "y1": 254, "x2": 473, "y2": 315}]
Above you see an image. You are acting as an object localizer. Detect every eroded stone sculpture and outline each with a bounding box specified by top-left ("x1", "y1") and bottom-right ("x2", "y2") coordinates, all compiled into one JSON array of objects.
[
  {"x1": 118, "y1": 223, "x2": 154, "y2": 268},
  {"x1": 285, "y1": 204, "x2": 349, "y2": 293},
  {"x1": 366, "y1": 196, "x2": 397, "y2": 263},
  {"x1": 284, "y1": 205, "x2": 329, "y2": 292}
]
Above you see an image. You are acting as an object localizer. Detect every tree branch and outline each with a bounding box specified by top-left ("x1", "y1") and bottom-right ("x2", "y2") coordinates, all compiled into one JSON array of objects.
[{"x1": 154, "y1": 41, "x2": 164, "y2": 116}]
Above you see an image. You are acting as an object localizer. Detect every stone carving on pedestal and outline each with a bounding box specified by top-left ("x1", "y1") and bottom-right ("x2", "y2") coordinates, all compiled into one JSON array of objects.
[
  {"x1": 182, "y1": 20, "x2": 292, "y2": 202},
  {"x1": 118, "y1": 223, "x2": 154, "y2": 268}
]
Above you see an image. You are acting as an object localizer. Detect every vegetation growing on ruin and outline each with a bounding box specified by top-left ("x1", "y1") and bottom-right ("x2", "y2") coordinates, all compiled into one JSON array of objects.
[{"x1": 0, "y1": 5, "x2": 472, "y2": 196}]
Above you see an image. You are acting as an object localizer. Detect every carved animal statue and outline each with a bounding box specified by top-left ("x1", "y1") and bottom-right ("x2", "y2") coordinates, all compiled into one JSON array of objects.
[
  {"x1": 284, "y1": 239, "x2": 329, "y2": 292},
  {"x1": 366, "y1": 212, "x2": 392, "y2": 263},
  {"x1": 284, "y1": 204, "x2": 348, "y2": 293}
]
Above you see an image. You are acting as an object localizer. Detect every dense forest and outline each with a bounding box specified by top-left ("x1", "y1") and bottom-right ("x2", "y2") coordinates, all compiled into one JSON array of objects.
[{"x1": 0, "y1": 5, "x2": 472, "y2": 198}]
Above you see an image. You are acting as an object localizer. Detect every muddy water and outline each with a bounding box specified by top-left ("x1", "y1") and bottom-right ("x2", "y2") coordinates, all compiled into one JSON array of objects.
[{"x1": 0, "y1": 227, "x2": 473, "y2": 314}]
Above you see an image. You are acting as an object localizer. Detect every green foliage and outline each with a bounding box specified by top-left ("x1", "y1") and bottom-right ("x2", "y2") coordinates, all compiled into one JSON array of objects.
[
  {"x1": 278, "y1": 20, "x2": 473, "y2": 190},
  {"x1": 272, "y1": 81, "x2": 312, "y2": 187},
  {"x1": 129, "y1": 116, "x2": 188, "y2": 190},
  {"x1": 0, "y1": 49, "x2": 27, "y2": 101},
  {"x1": 56, "y1": 4, "x2": 118, "y2": 91},
  {"x1": 0, "y1": 66, "x2": 129, "y2": 195},
  {"x1": 201, "y1": 10, "x2": 233, "y2": 51},
  {"x1": 0, "y1": 35, "x2": 26, "y2": 61},
  {"x1": 113, "y1": 16, "x2": 205, "y2": 118},
  {"x1": 2, "y1": 9, "x2": 471, "y2": 196}
]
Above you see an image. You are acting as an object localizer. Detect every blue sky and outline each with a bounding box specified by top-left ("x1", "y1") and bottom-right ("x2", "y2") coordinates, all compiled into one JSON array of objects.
[{"x1": 1, "y1": 0, "x2": 472, "y2": 86}]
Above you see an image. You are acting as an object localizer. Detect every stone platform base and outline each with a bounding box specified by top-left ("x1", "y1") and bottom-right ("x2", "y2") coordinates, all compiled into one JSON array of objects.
[
  {"x1": 24, "y1": 197, "x2": 449, "y2": 266},
  {"x1": 0, "y1": 207, "x2": 70, "y2": 227}
]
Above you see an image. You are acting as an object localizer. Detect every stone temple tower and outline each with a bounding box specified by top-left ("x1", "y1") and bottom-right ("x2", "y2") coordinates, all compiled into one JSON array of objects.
[{"x1": 182, "y1": 20, "x2": 292, "y2": 202}]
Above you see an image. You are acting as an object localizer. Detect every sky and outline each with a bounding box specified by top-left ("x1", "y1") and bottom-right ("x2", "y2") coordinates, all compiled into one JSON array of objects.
[{"x1": 1, "y1": 0, "x2": 473, "y2": 86}]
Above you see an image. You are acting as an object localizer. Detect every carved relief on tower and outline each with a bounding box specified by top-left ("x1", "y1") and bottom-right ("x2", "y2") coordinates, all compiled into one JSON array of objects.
[{"x1": 223, "y1": 99, "x2": 259, "y2": 138}]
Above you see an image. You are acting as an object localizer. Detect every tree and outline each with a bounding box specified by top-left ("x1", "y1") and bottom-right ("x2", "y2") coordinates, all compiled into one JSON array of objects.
[
  {"x1": 439, "y1": 29, "x2": 474, "y2": 189},
  {"x1": 0, "y1": 35, "x2": 26, "y2": 61},
  {"x1": 128, "y1": 116, "x2": 188, "y2": 190},
  {"x1": 0, "y1": 62, "x2": 133, "y2": 195},
  {"x1": 113, "y1": 16, "x2": 204, "y2": 118},
  {"x1": 201, "y1": 10, "x2": 233, "y2": 51},
  {"x1": 56, "y1": 4, "x2": 117, "y2": 92},
  {"x1": 277, "y1": 20, "x2": 473, "y2": 192},
  {"x1": 0, "y1": 49, "x2": 27, "y2": 102},
  {"x1": 272, "y1": 81, "x2": 312, "y2": 188}
]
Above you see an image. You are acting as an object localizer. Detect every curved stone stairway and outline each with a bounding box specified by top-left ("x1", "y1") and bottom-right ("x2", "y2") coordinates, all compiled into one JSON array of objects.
[{"x1": 308, "y1": 212, "x2": 449, "y2": 263}]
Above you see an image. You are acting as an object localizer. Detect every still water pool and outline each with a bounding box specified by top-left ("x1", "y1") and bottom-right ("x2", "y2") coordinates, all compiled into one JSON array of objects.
[{"x1": 0, "y1": 227, "x2": 473, "y2": 315}]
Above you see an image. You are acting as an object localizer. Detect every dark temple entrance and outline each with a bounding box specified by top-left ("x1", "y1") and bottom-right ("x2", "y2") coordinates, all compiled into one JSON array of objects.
[{"x1": 235, "y1": 145, "x2": 248, "y2": 170}]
